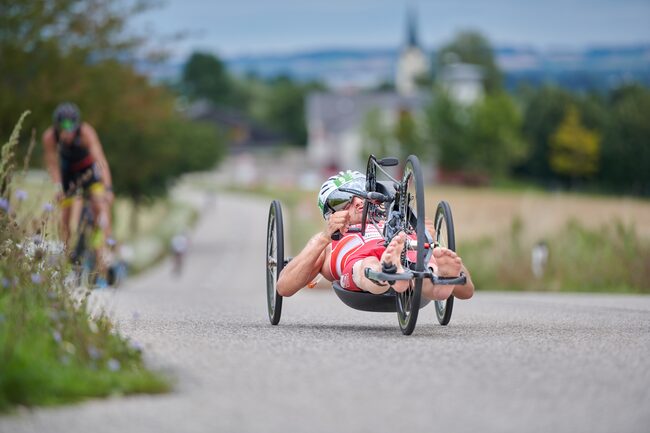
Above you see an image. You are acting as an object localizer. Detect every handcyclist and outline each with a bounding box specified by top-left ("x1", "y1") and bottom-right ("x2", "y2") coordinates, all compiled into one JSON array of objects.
[
  {"x1": 42, "y1": 102, "x2": 114, "y2": 284},
  {"x1": 276, "y1": 170, "x2": 474, "y2": 300}
]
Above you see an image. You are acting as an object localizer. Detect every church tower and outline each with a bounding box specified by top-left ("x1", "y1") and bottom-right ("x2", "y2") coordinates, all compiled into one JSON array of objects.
[{"x1": 395, "y1": 7, "x2": 430, "y2": 96}]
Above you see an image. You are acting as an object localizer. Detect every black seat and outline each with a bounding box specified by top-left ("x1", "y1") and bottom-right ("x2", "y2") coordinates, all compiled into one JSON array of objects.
[{"x1": 332, "y1": 281, "x2": 431, "y2": 312}]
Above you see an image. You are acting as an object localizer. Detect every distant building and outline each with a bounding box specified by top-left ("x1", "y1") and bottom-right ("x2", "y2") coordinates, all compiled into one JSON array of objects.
[
  {"x1": 306, "y1": 8, "x2": 430, "y2": 171},
  {"x1": 396, "y1": 8, "x2": 430, "y2": 96},
  {"x1": 307, "y1": 92, "x2": 429, "y2": 171},
  {"x1": 438, "y1": 62, "x2": 484, "y2": 105}
]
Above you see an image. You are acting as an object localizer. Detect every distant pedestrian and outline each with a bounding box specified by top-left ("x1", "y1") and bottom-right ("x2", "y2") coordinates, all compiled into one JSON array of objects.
[
  {"x1": 171, "y1": 232, "x2": 189, "y2": 276},
  {"x1": 531, "y1": 241, "x2": 549, "y2": 279}
]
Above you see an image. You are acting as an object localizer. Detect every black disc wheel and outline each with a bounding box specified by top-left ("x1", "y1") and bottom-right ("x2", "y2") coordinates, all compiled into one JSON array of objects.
[
  {"x1": 266, "y1": 200, "x2": 284, "y2": 325},
  {"x1": 434, "y1": 201, "x2": 456, "y2": 325},
  {"x1": 396, "y1": 155, "x2": 426, "y2": 335}
]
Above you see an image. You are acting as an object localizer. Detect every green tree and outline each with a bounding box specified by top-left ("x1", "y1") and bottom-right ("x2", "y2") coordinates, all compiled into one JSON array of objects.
[
  {"x1": 244, "y1": 75, "x2": 324, "y2": 146},
  {"x1": 0, "y1": 0, "x2": 226, "y2": 215},
  {"x1": 395, "y1": 109, "x2": 429, "y2": 161},
  {"x1": 468, "y1": 92, "x2": 526, "y2": 176},
  {"x1": 434, "y1": 31, "x2": 502, "y2": 93},
  {"x1": 427, "y1": 89, "x2": 470, "y2": 170},
  {"x1": 181, "y1": 51, "x2": 234, "y2": 106},
  {"x1": 361, "y1": 108, "x2": 395, "y2": 158},
  {"x1": 427, "y1": 89, "x2": 524, "y2": 178},
  {"x1": 549, "y1": 106, "x2": 600, "y2": 181},
  {"x1": 518, "y1": 85, "x2": 609, "y2": 186},
  {"x1": 600, "y1": 84, "x2": 650, "y2": 195},
  {"x1": 0, "y1": 0, "x2": 151, "y2": 140},
  {"x1": 519, "y1": 86, "x2": 575, "y2": 181}
]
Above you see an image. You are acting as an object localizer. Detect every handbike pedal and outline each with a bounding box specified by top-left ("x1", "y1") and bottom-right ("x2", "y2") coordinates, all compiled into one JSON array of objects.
[{"x1": 381, "y1": 261, "x2": 397, "y2": 286}]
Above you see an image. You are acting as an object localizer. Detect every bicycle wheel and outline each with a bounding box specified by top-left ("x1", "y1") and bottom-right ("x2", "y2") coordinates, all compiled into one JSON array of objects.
[
  {"x1": 396, "y1": 155, "x2": 426, "y2": 335},
  {"x1": 361, "y1": 155, "x2": 377, "y2": 236},
  {"x1": 266, "y1": 200, "x2": 284, "y2": 325},
  {"x1": 434, "y1": 201, "x2": 456, "y2": 325}
]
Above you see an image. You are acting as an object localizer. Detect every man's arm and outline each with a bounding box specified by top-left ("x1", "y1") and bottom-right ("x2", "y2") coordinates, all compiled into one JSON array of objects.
[
  {"x1": 276, "y1": 210, "x2": 351, "y2": 297},
  {"x1": 276, "y1": 233, "x2": 330, "y2": 297},
  {"x1": 42, "y1": 128, "x2": 62, "y2": 193},
  {"x1": 82, "y1": 123, "x2": 113, "y2": 193}
]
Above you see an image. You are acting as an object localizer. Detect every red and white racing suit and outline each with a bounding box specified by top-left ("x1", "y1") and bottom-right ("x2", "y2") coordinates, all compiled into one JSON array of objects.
[{"x1": 330, "y1": 223, "x2": 387, "y2": 292}]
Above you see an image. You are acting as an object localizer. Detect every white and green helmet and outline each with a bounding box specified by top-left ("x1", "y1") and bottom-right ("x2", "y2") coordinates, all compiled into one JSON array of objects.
[{"x1": 317, "y1": 170, "x2": 366, "y2": 219}]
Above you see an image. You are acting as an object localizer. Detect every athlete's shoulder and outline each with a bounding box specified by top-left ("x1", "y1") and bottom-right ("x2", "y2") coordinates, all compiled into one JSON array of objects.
[
  {"x1": 42, "y1": 126, "x2": 55, "y2": 140},
  {"x1": 79, "y1": 122, "x2": 97, "y2": 136}
]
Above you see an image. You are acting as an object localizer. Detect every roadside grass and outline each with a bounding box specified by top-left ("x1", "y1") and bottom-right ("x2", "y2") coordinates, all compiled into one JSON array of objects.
[
  {"x1": 460, "y1": 218, "x2": 650, "y2": 293},
  {"x1": 0, "y1": 113, "x2": 170, "y2": 412},
  {"x1": 12, "y1": 172, "x2": 198, "y2": 275},
  {"x1": 232, "y1": 183, "x2": 650, "y2": 294}
]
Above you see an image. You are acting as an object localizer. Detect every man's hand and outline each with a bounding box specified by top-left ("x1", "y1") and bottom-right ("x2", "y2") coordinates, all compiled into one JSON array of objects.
[
  {"x1": 54, "y1": 183, "x2": 65, "y2": 203},
  {"x1": 323, "y1": 210, "x2": 351, "y2": 239},
  {"x1": 105, "y1": 189, "x2": 114, "y2": 206}
]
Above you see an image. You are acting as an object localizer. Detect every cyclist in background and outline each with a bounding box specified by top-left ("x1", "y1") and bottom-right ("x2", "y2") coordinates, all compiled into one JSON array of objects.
[{"x1": 42, "y1": 102, "x2": 115, "y2": 284}]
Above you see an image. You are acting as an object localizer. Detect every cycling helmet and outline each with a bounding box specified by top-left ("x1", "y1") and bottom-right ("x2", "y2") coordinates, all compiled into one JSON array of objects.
[
  {"x1": 52, "y1": 102, "x2": 81, "y2": 131},
  {"x1": 317, "y1": 170, "x2": 366, "y2": 219}
]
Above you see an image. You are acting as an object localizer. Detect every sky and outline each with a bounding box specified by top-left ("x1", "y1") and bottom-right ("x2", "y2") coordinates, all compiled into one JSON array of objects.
[{"x1": 132, "y1": 0, "x2": 650, "y2": 59}]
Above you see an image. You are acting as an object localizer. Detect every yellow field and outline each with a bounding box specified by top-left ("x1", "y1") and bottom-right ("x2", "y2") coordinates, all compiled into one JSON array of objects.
[{"x1": 429, "y1": 186, "x2": 650, "y2": 244}]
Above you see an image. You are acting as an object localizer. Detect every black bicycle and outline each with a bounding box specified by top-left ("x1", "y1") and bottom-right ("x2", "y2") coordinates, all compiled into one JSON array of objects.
[
  {"x1": 266, "y1": 154, "x2": 465, "y2": 335},
  {"x1": 70, "y1": 197, "x2": 121, "y2": 288}
]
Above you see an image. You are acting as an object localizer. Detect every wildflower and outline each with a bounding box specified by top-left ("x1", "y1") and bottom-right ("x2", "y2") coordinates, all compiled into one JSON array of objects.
[
  {"x1": 59, "y1": 355, "x2": 71, "y2": 365},
  {"x1": 43, "y1": 202, "x2": 54, "y2": 213},
  {"x1": 87, "y1": 345, "x2": 101, "y2": 360},
  {"x1": 15, "y1": 189, "x2": 28, "y2": 202},
  {"x1": 31, "y1": 273, "x2": 42, "y2": 284},
  {"x1": 130, "y1": 340, "x2": 143, "y2": 352},
  {"x1": 1, "y1": 277, "x2": 9, "y2": 288},
  {"x1": 107, "y1": 358, "x2": 121, "y2": 372},
  {"x1": 0, "y1": 197, "x2": 9, "y2": 212},
  {"x1": 52, "y1": 330, "x2": 62, "y2": 343}
]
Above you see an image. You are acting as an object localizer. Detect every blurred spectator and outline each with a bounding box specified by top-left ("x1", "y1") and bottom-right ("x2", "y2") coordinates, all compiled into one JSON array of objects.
[
  {"x1": 531, "y1": 241, "x2": 549, "y2": 279},
  {"x1": 171, "y1": 232, "x2": 190, "y2": 276}
]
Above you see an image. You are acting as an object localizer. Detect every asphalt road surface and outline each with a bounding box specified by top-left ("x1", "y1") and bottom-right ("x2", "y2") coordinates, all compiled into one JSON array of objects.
[{"x1": 2, "y1": 193, "x2": 649, "y2": 433}]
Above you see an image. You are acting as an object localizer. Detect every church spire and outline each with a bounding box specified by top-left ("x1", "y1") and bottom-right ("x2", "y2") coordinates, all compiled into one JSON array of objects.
[{"x1": 406, "y1": 6, "x2": 418, "y2": 48}]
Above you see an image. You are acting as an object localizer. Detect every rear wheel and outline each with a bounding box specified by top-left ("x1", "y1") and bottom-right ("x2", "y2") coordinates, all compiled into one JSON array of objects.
[
  {"x1": 266, "y1": 200, "x2": 284, "y2": 325},
  {"x1": 434, "y1": 201, "x2": 456, "y2": 325},
  {"x1": 396, "y1": 155, "x2": 426, "y2": 335}
]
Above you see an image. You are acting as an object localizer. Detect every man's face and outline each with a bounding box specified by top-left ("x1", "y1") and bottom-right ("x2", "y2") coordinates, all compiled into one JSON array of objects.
[
  {"x1": 57, "y1": 118, "x2": 77, "y2": 143},
  {"x1": 345, "y1": 196, "x2": 365, "y2": 224},
  {"x1": 59, "y1": 129, "x2": 75, "y2": 144}
]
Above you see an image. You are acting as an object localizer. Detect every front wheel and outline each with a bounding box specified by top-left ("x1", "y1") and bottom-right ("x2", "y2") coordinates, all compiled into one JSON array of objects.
[
  {"x1": 434, "y1": 201, "x2": 456, "y2": 326},
  {"x1": 266, "y1": 200, "x2": 285, "y2": 325},
  {"x1": 396, "y1": 155, "x2": 426, "y2": 335}
]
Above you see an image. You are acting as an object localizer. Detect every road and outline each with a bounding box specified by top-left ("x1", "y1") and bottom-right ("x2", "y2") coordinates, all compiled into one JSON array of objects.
[{"x1": 2, "y1": 193, "x2": 650, "y2": 433}]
